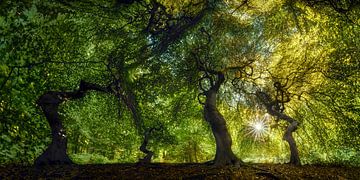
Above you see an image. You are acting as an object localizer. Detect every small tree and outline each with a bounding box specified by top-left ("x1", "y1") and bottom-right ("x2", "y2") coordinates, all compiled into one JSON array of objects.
[{"x1": 256, "y1": 81, "x2": 301, "y2": 165}]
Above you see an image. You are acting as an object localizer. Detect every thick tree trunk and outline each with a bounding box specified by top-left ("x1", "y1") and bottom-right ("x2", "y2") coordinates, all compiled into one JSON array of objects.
[
  {"x1": 35, "y1": 80, "x2": 110, "y2": 166},
  {"x1": 35, "y1": 92, "x2": 72, "y2": 166},
  {"x1": 283, "y1": 121, "x2": 301, "y2": 165},
  {"x1": 270, "y1": 110, "x2": 301, "y2": 166},
  {"x1": 203, "y1": 74, "x2": 241, "y2": 165}
]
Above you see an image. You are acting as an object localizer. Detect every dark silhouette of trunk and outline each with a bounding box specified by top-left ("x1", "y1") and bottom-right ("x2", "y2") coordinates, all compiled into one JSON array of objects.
[
  {"x1": 203, "y1": 73, "x2": 240, "y2": 166},
  {"x1": 35, "y1": 80, "x2": 110, "y2": 166},
  {"x1": 119, "y1": 89, "x2": 142, "y2": 130},
  {"x1": 138, "y1": 128, "x2": 154, "y2": 164},
  {"x1": 256, "y1": 91, "x2": 301, "y2": 166},
  {"x1": 35, "y1": 93, "x2": 72, "y2": 166}
]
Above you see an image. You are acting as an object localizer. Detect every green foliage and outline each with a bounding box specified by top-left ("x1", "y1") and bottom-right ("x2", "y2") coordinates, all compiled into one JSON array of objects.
[{"x1": 1, "y1": 0, "x2": 359, "y2": 166}]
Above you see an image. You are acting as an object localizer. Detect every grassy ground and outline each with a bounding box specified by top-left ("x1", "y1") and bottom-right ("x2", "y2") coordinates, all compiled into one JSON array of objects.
[{"x1": 0, "y1": 163, "x2": 359, "y2": 179}]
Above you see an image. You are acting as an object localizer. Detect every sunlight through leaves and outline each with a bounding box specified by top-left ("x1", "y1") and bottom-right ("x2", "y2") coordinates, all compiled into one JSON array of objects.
[{"x1": 246, "y1": 113, "x2": 270, "y2": 140}]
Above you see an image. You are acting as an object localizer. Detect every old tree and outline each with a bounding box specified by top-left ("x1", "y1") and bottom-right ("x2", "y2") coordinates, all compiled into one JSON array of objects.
[{"x1": 1, "y1": 0, "x2": 359, "y2": 166}]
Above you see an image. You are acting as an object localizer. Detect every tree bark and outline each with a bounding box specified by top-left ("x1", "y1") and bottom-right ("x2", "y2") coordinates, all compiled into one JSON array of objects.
[
  {"x1": 35, "y1": 80, "x2": 110, "y2": 166},
  {"x1": 283, "y1": 121, "x2": 301, "y2": 166},
  {"x1": 256, "y1": 91, "x2": 301, "y2": 165},
  {"x1": 269, "y1": 110, "x2": 301, "y2": 165},
  {"x1": 138, "y1": 128, "x2": 154, "y2": 164},
  {"x1": 203, "y1": 73, "x2": 241, "y2": 166}
]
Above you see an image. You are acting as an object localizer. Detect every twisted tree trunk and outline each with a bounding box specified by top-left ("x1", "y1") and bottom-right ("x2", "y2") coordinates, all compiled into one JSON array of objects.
[
  {"x1": 35, "y1": 92, "x2": 72, "y2": 166},
  {"x1": 204, "y1": 73, "x2": 240, "y2": 166},
  {"x1": 256, "y1": 91, "x2": 301, "y2": 165},
  {"x1": 138, "y1": 128, "x2": 154, "y2": 164},
  {"x1": 35, "y1": 80, "x2": 110, "y2": 166},
  {"x1": 283, "y1": 120, "x2": 300, "y2": 165},
  {"x1": 269, "y1": 111, "x2": 300, "y2": 165}
]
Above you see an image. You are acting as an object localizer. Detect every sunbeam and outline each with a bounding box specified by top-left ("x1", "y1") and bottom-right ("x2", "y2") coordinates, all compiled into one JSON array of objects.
[{"x1": 246, "y1": 114, "x2": 270, "y2": 140}]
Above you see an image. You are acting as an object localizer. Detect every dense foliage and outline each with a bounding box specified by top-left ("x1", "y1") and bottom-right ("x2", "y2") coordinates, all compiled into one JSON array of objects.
[{"x1": 1, "y1": 0, "x2": 359, "y2": 166}]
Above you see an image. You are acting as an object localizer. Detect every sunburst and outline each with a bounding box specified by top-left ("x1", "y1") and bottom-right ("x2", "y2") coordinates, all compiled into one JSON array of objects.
[{"x1": 246, "y1": 114, "x2": 270, "y2": 140}]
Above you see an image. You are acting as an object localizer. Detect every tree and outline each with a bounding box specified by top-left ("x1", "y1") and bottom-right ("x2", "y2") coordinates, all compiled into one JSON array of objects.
[
  {"x1": 196, "y1": 56, "x2": 241, "y2": 165},
  {"x1": 256, "y1": 87, "x2": 301, "y2": 165},
  {"x1": 35, "y1": 81, "x2": 111, "y2": 165}
]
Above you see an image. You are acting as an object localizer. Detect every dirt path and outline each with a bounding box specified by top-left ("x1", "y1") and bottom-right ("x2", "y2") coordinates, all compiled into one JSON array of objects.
[{"x1": 1, "y1": 163, "x2": 359, "y2": 179}]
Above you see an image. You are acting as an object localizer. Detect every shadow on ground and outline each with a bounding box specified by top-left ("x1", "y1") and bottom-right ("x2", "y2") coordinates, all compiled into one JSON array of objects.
[{"x1": 1, "y1": 163, "x2": 359, "y2": 179}]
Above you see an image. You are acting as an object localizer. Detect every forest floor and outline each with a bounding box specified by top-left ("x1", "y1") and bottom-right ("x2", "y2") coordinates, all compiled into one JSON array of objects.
[{"x1": 0, "y1": 163, "x2": 359, "y2": 179}]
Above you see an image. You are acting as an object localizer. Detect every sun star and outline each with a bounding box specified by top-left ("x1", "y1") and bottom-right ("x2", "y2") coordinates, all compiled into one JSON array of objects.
[
  {"x1": 247, "y1": 115, "x2": 270, "y2": 140},
  {"x1": 254, "y1": 122, "x2": 263, "y2": 131}
]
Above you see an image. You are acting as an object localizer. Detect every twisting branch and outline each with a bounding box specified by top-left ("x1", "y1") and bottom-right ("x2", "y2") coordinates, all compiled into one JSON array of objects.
[
  {"x1": 38, "y1": 80, "x2": 111, "y2": 105},
  {"x1": 194, "y1": 27, "x2": 257, "y2": 98},
  {"x1": 192, "y1": 27, "x2": 226, "y2": 96},
  {"x1": 198, "y1": 74, "x2": 213, "y2": 92},
  {"x1": 195, "y1": 56, "x2": 223, "y2": 95},
  {"x1": 227, "y1": 60, "x2": 256, "y2": 95},
  {"x1": 273, "y1": 81, "x2": 290, "y2": 113},
  {"x1": 152, "y1": 0, "x2": 209, "y2": 54},
  {"x1": 197, "y1": 92, "x2": 206, "y2": 105}
]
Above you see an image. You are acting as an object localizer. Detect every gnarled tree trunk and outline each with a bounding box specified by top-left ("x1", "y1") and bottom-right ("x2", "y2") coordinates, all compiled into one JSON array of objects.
[
  {"x1": 138, "y1": 128, "x2": 154, "y2": 164},
  {"x1": 35, "y1": 92, "x2": 72, "y2": 165},
  {"x1": 204, "y1": 91, "x2": 239, "y2": 166},
  {"x1": 283, "y1": 120, "x2": 300, "y2": 165},
  {"x1": 256, "y1": 91, "x2": 301, "y2": 165},
  {"x1": 35, "y1": 80, "x2": 110, "y2": 166},
  {"x1": 269, "y1": 110, "x2": 301, "y2": 165},
  {"x1": 203, "y1": 73, "x2": 240, "y2": 166}
]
